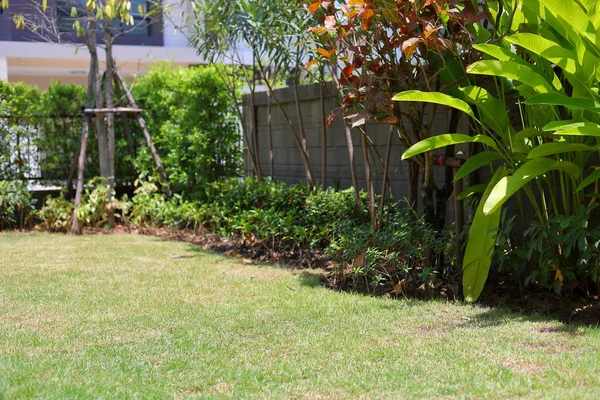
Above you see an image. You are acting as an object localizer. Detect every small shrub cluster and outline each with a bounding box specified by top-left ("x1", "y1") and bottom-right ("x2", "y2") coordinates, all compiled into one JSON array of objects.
[
  {"x1": 24, "y1": 177, "x2": 447, "y2": 295},
  {"x1": 0, "y1": 181, "x2": 35, "y2": 230}
]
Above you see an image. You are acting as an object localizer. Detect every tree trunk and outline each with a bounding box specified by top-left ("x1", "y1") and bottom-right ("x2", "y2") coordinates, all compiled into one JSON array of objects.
[
  {"x1": 114, "y1": 71, "x2": 172, "y2": 198},
  {"x1": 266, "y1": 90, "x2": 274, "y2": 178},
  {"x1": 292, "y1": 74, "x2": 312, "y2": 189},
  {"x1": 103, "y1": 26, "x2": 116, "y2": 226},
  {"x1": 113, "y1": 75, "x2": 136, "y2": 159},
  {"x1": 70, "y1": 116, "x2": 90, "y2": 235},
  {"x1": 320, "y1": 80, "x2": 327, "y2": 189},
  {"x1": 343, "y1": 121, "x2": 362, "y2": 214},
  {"x1": 379, "y1": 126, "x2": 394, "y2": 213},
  {"x1": 360, "y1": 127, "x2": 377, "y2": 230}
]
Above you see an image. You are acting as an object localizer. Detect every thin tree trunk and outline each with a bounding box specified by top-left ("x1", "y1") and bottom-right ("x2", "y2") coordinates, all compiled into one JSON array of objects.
[
  {"x1": 114, "y1": 71, "x2": 172, "y2": 198},
  {"x1": 64, "y1": 144, "x2": 80, "y2": 199},
  {"x1": 103, "y1": 27, "x2": 116, "y2": 226},
  {"x1": 70, "y1": 39, "x2": 96, "y2": 234},
  {"x1": 320, "y1": 80, "x2": 327, "y2": 189},
  {"x1": 408, "y1": 161, "x2": 419, "y2": 210},
  {"x1": 379, "y1": 126, "x2": 394, "y2": 213},
  {"x1": 360, "y1": 127, "x2": 377, "y2": 230},
  {"x1": 113, "y1": 75, "x2": 136, "y2": 159},
  {"x1": 292, "y1": 75, "x2": 312, "y2": 189},
  {"x1": 343, "y1": 121, "x2": 362, "y2": 214},
  {"x1": 255, "y1": 56, "x2": 314, "y2": 188},
  {"x1": 70, "y1": 116, "x2": 90, "y2": 235},
  {"x1": 267, "y1": 90, "x2": 274, "y2": 178},
  {"x1": 250, "y1": 89, "x2": 263, "y2": 180}
]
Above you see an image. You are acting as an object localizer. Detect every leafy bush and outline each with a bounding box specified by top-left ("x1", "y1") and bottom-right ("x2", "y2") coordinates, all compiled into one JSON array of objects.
[
  {"x1": 0, "y1": 81, "x2": 41, "y2": 180},
  {"x1": 0, "y1": 181, "x2": 35, "y2": 230},
  {"x1": 132, "y1": 63, "x2": 242, "y2": 196},
  {"x1": 37, "y1": 196, "x2": 74, "y2": 232},
  {"x1": 37, "y1": 178, "x2": 128, "y2": 232}
]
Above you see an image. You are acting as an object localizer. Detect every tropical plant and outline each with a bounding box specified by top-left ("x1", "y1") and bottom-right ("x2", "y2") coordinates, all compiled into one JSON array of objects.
[{"x1": 396, "y1": 0, "x2": 600, "y2": 301}]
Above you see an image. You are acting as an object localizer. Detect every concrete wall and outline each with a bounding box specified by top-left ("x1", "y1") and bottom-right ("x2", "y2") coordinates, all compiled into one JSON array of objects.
[{"x1": 242, "y1": 83, "x2": 473, "y2": 208}]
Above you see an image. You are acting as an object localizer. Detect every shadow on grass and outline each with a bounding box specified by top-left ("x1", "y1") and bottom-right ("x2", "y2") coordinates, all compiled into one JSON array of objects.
[{"x1": 149, "y1": 234, "x2": 599, "y2": 329}]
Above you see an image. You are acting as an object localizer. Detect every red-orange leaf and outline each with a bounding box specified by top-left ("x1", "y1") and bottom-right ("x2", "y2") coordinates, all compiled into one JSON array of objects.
[
  {"x1": 361, "y1": 7, "x2": 375, "y2": 31},
  {"x1": 402, "y1": 37, "x2": 422, "y2": 59},
  {"x1": 308, "y1": 1, "x2": 321, "y2": 15},
  {"x1": 305, "y1": 59, "x2": 318, "y2": 70},
  {"x1": 317, "y1": 47, "x2": 334, "y2": 59}
]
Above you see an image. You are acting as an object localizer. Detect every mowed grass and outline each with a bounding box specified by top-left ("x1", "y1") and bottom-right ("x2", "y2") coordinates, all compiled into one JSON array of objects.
[{"x1": 1, "y1": 233, "x2": 599, "y2": 399}]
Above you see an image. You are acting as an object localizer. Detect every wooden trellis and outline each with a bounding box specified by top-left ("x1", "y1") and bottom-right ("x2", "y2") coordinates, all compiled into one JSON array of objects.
[{"x1": 70, "y1": 72, "x2": 171, "y2": 234}]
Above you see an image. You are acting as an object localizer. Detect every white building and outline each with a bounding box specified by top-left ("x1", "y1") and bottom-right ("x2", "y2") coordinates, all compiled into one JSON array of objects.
[{"x1": 0, "y1": 0, "x2": 204, "y2": 89}]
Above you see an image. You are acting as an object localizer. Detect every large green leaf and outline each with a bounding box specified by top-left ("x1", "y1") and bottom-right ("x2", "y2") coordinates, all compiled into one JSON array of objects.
[
  {"x1": 462, "y1": 167, "x2": 506, "y2": 303},
  {"x1": 527, "y1": 142, "x2": 598, "y2": 158},
  {"x1": 483, "y1": 158, "x2": 581, "y2": 215},
  {"x1": 401, "y1": 134, "x2": 497, "y2": 160},
  {"x1": 539, "y1": 0, "x2": 595, "y2": 36},
  {"x1": 392, "y1": 90, "x2": 475, "y2": 118},
  {"x1": 505, "y1": 33, "x2": 580, "y2": 77},
  {"x1": 474, "y1": 43, "x2": 562, "y2": 91},
  {"x1": 577, "y1": 168, "x2": 600, "y2": 191},
  {"x1": 467, "y1": 60, "x2": 555, "y2": 94},
  {"x1": 525, "y1": 93, "x2": 600, "y2": 110},
  {"x1": 454, "y1": 151, "x2": 504, "y2": 181},
  {"x1": 514, "y1": 127, "x2": 554, "y2": 140},
  {"x1": 544, "y1": 120, "x2": 600, "y2": 136},
  {"x1": 459, "y1": 86, "x2": 511, "y2": 137},
  {"x1": 457, "y1": 183, "x2": 487, "y2": 201}
]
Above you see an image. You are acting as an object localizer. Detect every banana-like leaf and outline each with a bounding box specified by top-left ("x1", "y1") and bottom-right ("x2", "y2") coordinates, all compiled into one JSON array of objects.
[
  {"x1": 525, "y1": 93, "x2": 600, "y2": 110},
  {"x1": 392, "y1": 90, "x2": 475, "y2": 118},
  {"x1": 401, "y1": 134, "x2": 497, "y2": 160},
  {"x1": 514, "y1": 127, "x2": 554, "y2": 140},
  {"x1": 467, "y1": 60, "x2": 555, "y2": 94},
  {"x1": 506, "y1": 33, "x2": 580, "y2": 78},
  {"x1": 543, "y1": 119, "x2": 591, "y2": 131},
  {"x1": 475, "y1": 42, "x2": 562, "y2": 91},
  {"x1": 457, "y1": 183, "x2": 488, "y2": 201},
  {"x1": 483, "y1": 158, "x2": 581, "y2": 215},
  {"x1": 527, "y1": 142, "x2": 599, "y2": 158},
  {"x1": 544, "y1": 120, "x2": 600, "y2": 136},
  {"x1": 577, "y1": 168, "x2": 600, "y2": 191},
  {"x1": 463, "y1": 167, "x2": 506, "y2": 303},
  {"x1": 454, "y1": 151, "x2": 504, "y2": 181},
  {"x1": 539, "y1": 0, "x2": 595, "y2": 37},
  {"x1": 459, "y1": 86, "x2": 512, "y2": 137}
]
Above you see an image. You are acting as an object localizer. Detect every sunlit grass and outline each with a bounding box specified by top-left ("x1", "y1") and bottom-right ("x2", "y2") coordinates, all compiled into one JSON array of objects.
[{"x1": 1, "y1": 232, "x2": 599, "y2": 399}]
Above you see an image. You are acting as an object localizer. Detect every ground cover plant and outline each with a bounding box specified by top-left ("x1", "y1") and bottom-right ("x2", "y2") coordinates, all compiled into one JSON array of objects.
[{"x1": 1, "y1": 232, "x2": 600, "y2": 398}]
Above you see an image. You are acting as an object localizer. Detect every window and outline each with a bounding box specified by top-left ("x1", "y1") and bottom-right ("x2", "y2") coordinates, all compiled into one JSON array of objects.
[{"x1": 57, "y1": 0, "x2": 150, "y2": 38}]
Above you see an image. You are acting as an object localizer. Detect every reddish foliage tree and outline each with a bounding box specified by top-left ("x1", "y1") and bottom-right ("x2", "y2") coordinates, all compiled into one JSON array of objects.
[{"x1": 306, "y1": 0, "x2": 489, "y2": 263}]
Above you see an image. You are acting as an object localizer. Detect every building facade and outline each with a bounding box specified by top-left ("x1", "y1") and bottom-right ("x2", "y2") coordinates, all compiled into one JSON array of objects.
[{"x1": 0, "y1": 0, "x2": 203, "y2": 89}]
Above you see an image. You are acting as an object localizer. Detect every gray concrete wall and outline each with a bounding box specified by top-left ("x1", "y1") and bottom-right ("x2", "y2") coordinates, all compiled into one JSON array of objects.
[{"x1": 242, "y1": 83, "x2": 474, "y2": 218}]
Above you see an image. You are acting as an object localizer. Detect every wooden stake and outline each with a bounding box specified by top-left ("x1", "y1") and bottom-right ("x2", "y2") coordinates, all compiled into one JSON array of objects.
[
  {"x1": 114, "y1": 71, "x2": 172, "y2": 198},
  {"x1": 70, "y1": 116, "x2": 90, "y2": 235}
]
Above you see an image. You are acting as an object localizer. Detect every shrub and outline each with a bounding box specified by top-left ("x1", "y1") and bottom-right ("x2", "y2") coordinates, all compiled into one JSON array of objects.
[
  {"x1": 132, "y1": 63, "x2": 243, "y2": 196},
  {"x1": 0, "y1": 181, "x2": 35, "y2": 230}
]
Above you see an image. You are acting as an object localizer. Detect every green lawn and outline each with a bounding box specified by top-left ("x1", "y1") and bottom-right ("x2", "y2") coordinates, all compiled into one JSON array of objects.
[{"x1": 1, "y1": 232, "x2": 599, "y2": 399}]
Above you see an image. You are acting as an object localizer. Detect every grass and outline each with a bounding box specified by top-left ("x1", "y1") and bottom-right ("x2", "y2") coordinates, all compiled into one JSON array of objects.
[{"x1": 0, "y1": 232, "x2": 599, "y2": 399}]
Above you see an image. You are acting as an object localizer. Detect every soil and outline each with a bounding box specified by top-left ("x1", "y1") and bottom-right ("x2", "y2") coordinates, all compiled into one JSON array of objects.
[{"x1": 80, "y1": 224, "x2": 600, "y2": 327}]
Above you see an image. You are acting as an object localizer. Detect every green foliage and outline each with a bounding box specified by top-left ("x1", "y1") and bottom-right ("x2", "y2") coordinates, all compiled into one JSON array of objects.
[
  {"x1": 37, "y1": 82, "x2": 93, "y2": 181},
  {"x1": 0, "y1": 181, "x2": 35, "y2": 230},
  {"x1": 37, "y1": 178, "x2": 128, "y2": 232},
  {"x1": 124, "y1": 176, "x2": 442, "y2": 292},
  {"x1": 131, "y1": 62, "x2": 242, "y2": 196},
  {"x1": 37, "y1": 196, "x2": 74, "y2": 232},
  {"x1": 0, "y1": 81, "x2": 41, "y2": 180},
  {"x1": 399, "y1": 0, "x2": 600, "y2": 301}
]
